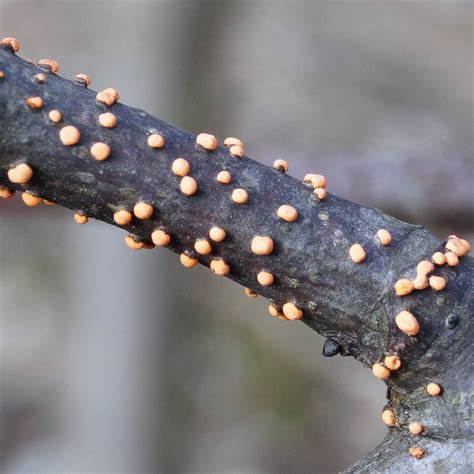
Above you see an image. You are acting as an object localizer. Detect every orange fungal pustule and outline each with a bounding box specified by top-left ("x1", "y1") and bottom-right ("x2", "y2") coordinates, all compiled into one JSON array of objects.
[
  {"x1": 413, "y1": 274, "x2": 428, "y2": 290},
  {"x1": 90, "y1": 142, "x2": 111, "y2": 161},
  {"x1": 251, "y1": 236, "x2": 274, "y2": 255},
  {"x1": 282, "y1": 302, "x2": 303, "y2": 320},
  {"x1": 376, "y1": 229, "x2": 392, "y2": 246},
  {"x1": 194, "y1": 239, "x2": 212, "y2": 255},
  {"x1": 209, "y1": 227, "x2": 226, "y2": 242},
  {"x1": 196, "y1": 133, "x2": 217, "y2": 151},
  {"x1": 384, "y1": 355, "x2": 401, "y2": 371},
  {"x1": 103, "y1": 87, "x2": 119, "y2": 101},
  {"x1": 445, "y1": 252, "x2": 459, "y2": 266},
  {"x1": 349, "y1": 244, "x2": 366, "y2": 263},
  {"x1": 216, "y1": 171, "x2": 232, "y2": 184},
  {"x1": 98, "y1": 112, "x2": 117, "y2": 128},
  {"x1": 372, "y1": 363, "x2": 390, "y2": 380},
  {"x1": 229, "y1": 144, "x2": 244, "y2": 158},
  {"x1": 172, "y1": 158, "x2": 190, "y2": 176},
  {"x1": 74, "y1": 213, "x2": 88, "y2": 224},
  {"x1": 48, "y1": 110, "x2": 62, "y2": 123},
  {"x1": 432, "y1": 251, "x2": 447, "y2": 265},
  {"x1": 151, "y1": 230, "x2": 170, "y2": 247},
  {"x1": 381, "y1": 409, "x2": 396, "y2": 426},
  {"x1": 147, "y1": 133, "x2": 165, "y2": 149},
  {"x1": 408, "y1": 422, "x2": 424, "y2": 435},
  {"x1": 394, "y1": 279, "x2": 414, "y2": 296},
  {"x1": 245, "y1": 288, "x2": 257, "y2": 298},
  {"x1": 1, "y1": 37, "x2": 20, "y2": 53},
  {"x1": 429, "y1": 275, "x2": 446, "y2": 291},
  {"x1": 257, "y1": 271, "x2": 274, "y2": 286},
  {"x1": 409, "y1": 447, "x2": 424, "y2": 459},
  {"x1": 314, "y1": 188, "x2": 327, "y2": 200},
  {"x1": 96, "y1": 88, "x2": 119, "y2": 105},
  {"x1": 0, "y1": 187, "x2": 14, "y2": 199},
  {"x1": 460, "y1": 238, "x2": 471, "y2": 254},
  {"x1": 8, "y1": 163, "x2": 33, "y2": 184},
  {"x1": 268, "y1": 304, "x2": 283, "y2": 318},
  {"x1": 125, "y1": 235, "x2": 145, "y2": 250},
  {"x1": 231, "y1": 188, "x2": 248, "y2": 204},
  {"x1": 446, "y1": 235, "x2": 469, "y2": 257},
  {"x1": 210, "y1": 259, "x2": 230, "y2": 276},
  {"x1": 426, "y1": 383, "x2": 442, "y2": 396},
  {"x1": 273, "y1": 159, "x2": 288, "y2": 172},
  {"x1": 180, "y1": 253, "x2": 198, "y2": 268},
  {"x1": 74, "y1": 73, "x2": 91, "y2": 86},
  {"x1": 59, "y1": 125, "x2": 80, "y2": 146},
  {"x1": 25, "y1": 96, "x2": 43, "y2": 109},
  {"x1": 21, "y1": 192, "x2": 42, "y2": 207},
  {"x1": 133, "y1": 202, "x2": 154, "y2": 220},
  {"x1": 33, "y1": 72, "x2": 46, "y2": 83},
  {"x1": 223, "y1": 137, "x2": 244, "y2": 147},
  {"x1": 277, "y1": 205, "x2": 298, "y2": 222},
  {"x1": 395, "y1": 310, "x2": 420, "y2": 336},
  {"x1": 180, "y1": 176, "x2": 198, "y2": 196},
  {"x1": 304, "y1": 173, "x2": 326, "y2": 189},
  {"x1": 275, "y1": 309, "x2": 289, "y2": 320},
  {"x1": 416, "y1": 260, "x2": 434, "y2": 275},
  {"x1": 114, "y1": 210, "x2": 132, "y2": 226},
  {"x1": 38, "y1": 58, "x2": 59, "y2": 74}
]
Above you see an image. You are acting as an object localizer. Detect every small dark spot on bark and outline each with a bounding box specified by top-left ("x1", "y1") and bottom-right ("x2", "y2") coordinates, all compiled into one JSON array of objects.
[
  {"x1": 322, "y1": 338, "x2": 341, "y2": 357},
  {"x1": 445, "y1": 314, "x2": 458, "y2": 329}
]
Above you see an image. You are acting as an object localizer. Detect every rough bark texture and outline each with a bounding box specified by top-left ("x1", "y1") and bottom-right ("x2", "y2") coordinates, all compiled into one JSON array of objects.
[{"x1": 0, "y1": 45, "x2": 472, "y2": 472}]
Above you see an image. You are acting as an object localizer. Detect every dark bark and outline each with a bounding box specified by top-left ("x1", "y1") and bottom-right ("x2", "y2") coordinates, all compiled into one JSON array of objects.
[{"x1": 0, "y1": 45, "x2": 472, "y2": 472}]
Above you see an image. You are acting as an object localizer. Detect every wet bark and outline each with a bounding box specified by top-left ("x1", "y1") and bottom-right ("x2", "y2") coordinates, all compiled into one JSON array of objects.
[{"x1": 0, "y1": 46, "x2": 472, "y2": 473}]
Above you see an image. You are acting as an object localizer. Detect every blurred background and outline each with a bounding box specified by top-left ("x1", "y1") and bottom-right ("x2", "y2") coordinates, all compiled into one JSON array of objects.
[{"x1": 0, "y1": 0, "x2": 472, "y2": 472}]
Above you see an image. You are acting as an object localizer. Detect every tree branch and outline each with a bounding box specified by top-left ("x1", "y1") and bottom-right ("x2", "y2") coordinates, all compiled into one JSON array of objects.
[{"x1": 1, "y1": 42, "x2": 472, "y2": 472}]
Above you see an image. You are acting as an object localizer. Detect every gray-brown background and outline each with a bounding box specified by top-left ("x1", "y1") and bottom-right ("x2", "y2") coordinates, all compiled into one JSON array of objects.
[{"x1": 1, "y1": 1, "x2": 472, "y2": 472}]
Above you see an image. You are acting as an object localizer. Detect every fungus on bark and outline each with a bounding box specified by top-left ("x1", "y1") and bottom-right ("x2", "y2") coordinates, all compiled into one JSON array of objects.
[
  {"x1": 98, "y1": 112, "x2": 117, "y2": 128},
  {"x1": 0, "y1": 40, "x2": 472, "y2": 473},
  {"x1": 376, "y1": 229, "x2": 392, "y2": 246},
  {"x1": 90, "y1": 142, "x2": 111, "y2": 161},
  {"x1": 48, "y1": 109, "x2": 62, "y2": 123},
  {"x1": 209, "y1": 227, "x2": 226, "y2": 242},
  {"x1": 21, "y1": 192, "x2": 41, "y2": 207},
  {"x1": 277, "y1": 204, "x2": 298, "y2": 222},
  {"x1": 74, "y1": 212, "x2": 88, "y2": 224},
  {"x1": 216, "y1": 170, "x2": 231, "y2": 184},
  {"x1": 172, "y1": 158, "x2": 190, "y2": 177},
  {"x1": 349, "y1": 243, "x2": 366, "y2": 263},
  {"x1": 382, "y1": 409, "x2": 396, "y2": 426},
  {"x1": 180, "y1": 176, "x2": 197, "y2": 196},
  {"x1": 196, "y1": 132, "x2": 217, "y2": 151},
  {"x1": 231, "y1": 188, "x2": 248, "y2": 204},
  {"x1": 148, "y1": 133, "x2": 165, "y2": 148},
  {"x1": 59, "y1": 125, "x2": 80, "y2": 145},
  {"x1": 114, "y1": 210, "x2": 132, "y2": 226},
  {"x1": 151, "y1": 230, "x2": 171, "y2": 247},
  {"x1": 7, "y1": 163, "x2": 33, "y2": 184}
]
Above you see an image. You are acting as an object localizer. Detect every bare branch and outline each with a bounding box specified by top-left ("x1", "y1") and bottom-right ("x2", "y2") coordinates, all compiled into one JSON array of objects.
[{"x1": 1, "y1": 42, "x2": 472, "y2": 472}]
